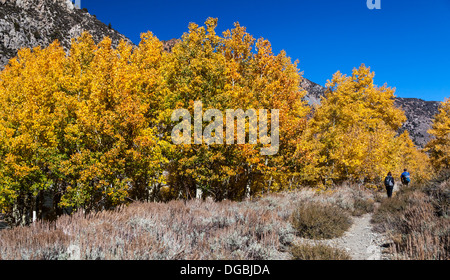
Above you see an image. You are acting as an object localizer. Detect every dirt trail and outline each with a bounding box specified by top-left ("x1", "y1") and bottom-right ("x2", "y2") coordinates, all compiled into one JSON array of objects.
[
  {"x1": 327, "y1": 213, "x2": 385, "y2": 260},
  {"x1": 296, "y1": 212, "x2": 388, "y2": 260}
]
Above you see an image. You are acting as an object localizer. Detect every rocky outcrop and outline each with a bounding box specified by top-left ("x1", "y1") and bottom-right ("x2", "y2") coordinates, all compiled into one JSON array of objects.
[
  {"x1": 162, "y1": 38, "x2": 179, "y2": 53},
  {"x1": 0, "y1": 0, "x2": 130, "y2": 69},
  {"x1": 301, "y1": 78, "x2": 325, "y2": 106},
  {"x1": 394, "y1": 98, "x2": 440, "y2": 147}
]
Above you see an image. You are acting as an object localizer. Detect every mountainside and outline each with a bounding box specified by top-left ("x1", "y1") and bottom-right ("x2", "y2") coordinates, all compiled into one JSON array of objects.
[
  {"x1": 0, "y1": 0, "x2": 130, "y2": 69},
  {"x1": 394, "y1": 97, "x2": 440, "y2": 147},
  {"x1": 301, "y1": 78, "x2": 326, "y2": 106},
  {"x1": 0, "y1": 0, "x2": 440, "y2": 148},
  {"x1": 162, "y1": 38, "x2": 179, "y2": 53},
  {"x1": 299, "y1": 79, "x2": 440, "y2": 148}
]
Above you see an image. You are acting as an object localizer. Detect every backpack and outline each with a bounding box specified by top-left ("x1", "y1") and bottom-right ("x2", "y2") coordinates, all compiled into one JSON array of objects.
[
  {"x1": 386, "y1": 176, "x2": 394, "y2": 188},
  {"x1": 404, "y1": 175, "x2": 410, "y2": 183},
  {"x1": 402, "y1": 173, "x2": 411, "y2": 183}
]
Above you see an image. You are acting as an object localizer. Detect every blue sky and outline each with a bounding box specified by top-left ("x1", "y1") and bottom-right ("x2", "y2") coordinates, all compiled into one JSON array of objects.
[{"x1": 80, "y1": 0, "x2": 450, "y2": 102}]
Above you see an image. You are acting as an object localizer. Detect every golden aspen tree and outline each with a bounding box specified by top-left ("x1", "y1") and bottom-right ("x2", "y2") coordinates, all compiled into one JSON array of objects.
[
  {"x1": 161, "y1": 18, "x2": 236, "y2": 200},
  {"x1": 0, "y1": 32, "x2": 168, "y2": 221},
  {"x1": 396, "y1": 131, "x2": 432, "y2": 182},
  {"x1": 426, "y1": 98, "x2": 450, "y2": 172},
  {"x1": 162, "y1": 18, "x2": 309, "y2": 200},
  {"x1": 59, "y1": 35, "x2": 167, "y2": 211},
  {"x1": 0, "y1": 41, "x2": 68, "y2": 224},
  {"x1": 299, "y1": 64, "x2": 408, "y2": 185}
]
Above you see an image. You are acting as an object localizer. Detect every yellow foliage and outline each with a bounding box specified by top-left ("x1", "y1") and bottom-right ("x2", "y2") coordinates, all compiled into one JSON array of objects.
[
  {"x1": 0, "y1": 20, "x2": 434, "y2": 218},
  {"x1": 162, "y1": 18, "x2": 309, "y2": 200},
  {"x1": 426, "y1": 98, "x2": 450, "y2": 172},
  {"x1": 0, "y1": 33, "x2": 167, "y2": 213},
  {"x1": 298, "y1": 64, "x2": 429, "y2": 185}
]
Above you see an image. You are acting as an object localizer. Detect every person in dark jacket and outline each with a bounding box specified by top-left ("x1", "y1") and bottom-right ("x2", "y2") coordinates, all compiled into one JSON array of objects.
[{"x1": 384, "y1": 172, "x2": 395, "y2": 198}]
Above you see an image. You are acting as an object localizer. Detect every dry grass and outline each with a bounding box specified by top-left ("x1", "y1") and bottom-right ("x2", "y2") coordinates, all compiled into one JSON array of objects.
[
  {"x1": 372, "y1": 178, "x2": 450, "y2": 260},
  {"x1": 304, "y1": 184, "x2": 376, "y2": 216},
  {"x1": 290, "y1": 243, "x2": 351, "y2": 260},
  {"x1": 0, "y1": 193, "x2": 298, "y2": 260},
  {"x1": 0, "y1": 186, "x2": 377, "y2": 260}
]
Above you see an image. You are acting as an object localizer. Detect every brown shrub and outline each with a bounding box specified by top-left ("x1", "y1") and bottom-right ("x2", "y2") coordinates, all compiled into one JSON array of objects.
[
  {"x1": 351, "y1": 197, "x2": 375, "y2": 216},
  {"x1": 290, "y1": 243, "x2": 351, "y2": 260},
  {"x1": 425, "y1": 179, "x2": 450, "y2": 218},
  {"x1": 371, "y1": 195, "x2": 410, "y2": 230},
  {"x1": 290, "y1": 202, "x2": 352, "y2": 240}
]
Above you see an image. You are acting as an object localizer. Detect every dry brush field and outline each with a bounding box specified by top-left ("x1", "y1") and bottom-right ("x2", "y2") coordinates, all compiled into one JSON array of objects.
[
  {"x1": 1, "y1": 177, "x2": 448, "y2": 260},
  {"x1": 0, "y1": 186, "x2": 375, "y2": 260}
]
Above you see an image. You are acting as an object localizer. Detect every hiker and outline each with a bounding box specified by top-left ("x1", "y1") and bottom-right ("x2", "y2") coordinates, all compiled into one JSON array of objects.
[
  {"x1": 384, "y1": 172, "x2": 395, "y2": 198},
  {"x1": 400, "y1": 169, "x2": 411, "y2": 187}
]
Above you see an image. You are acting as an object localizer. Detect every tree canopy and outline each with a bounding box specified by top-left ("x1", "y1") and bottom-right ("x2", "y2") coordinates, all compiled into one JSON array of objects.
[
  {"x1": 0, "y1": 19, "x2": 434, "y2": 225},
  {"x1": 427, "y1": 98, "x2": 450, "y2": 172}
]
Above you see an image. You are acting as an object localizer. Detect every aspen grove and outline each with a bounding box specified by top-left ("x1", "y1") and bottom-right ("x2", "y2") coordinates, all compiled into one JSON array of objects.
[{"x1": 0, "y1": 18, "x2": 439, "y2": 225}]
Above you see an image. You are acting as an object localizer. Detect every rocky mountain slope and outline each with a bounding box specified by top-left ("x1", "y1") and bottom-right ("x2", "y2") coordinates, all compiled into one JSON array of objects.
[
  {"x1": 162, "y1": 38, "x2": 179, "y2": 53},
  {"x1": 0, "y1": 0, "x2": 441, "y2": 148},
  {"x1": 0, "y1": 0, "x2": 130, "y2": 69},
  {"x1": 301, "y1": 78, "x2": 326, "y2": 106},
  {"x1": 394, "y1": 97, "x2": 440, "y2": 147}
]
